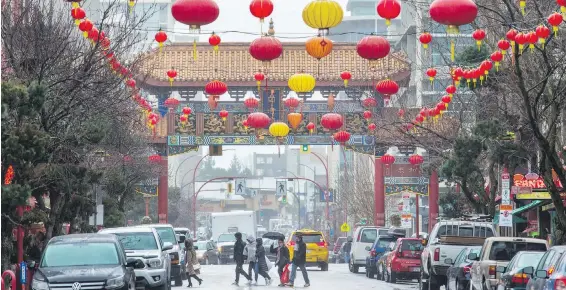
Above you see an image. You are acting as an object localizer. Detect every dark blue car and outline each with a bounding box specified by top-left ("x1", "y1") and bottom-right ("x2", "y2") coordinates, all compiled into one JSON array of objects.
[{"x1": 365, "y1": 235, "x2": 398, "y2": 278}]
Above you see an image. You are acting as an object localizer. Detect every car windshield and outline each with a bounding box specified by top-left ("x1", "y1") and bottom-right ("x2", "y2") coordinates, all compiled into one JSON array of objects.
[
  {"x1": 437, "y1": 225, "x2": 495, "y2": 237},
  {"x1": 489, "y1": 242, "x2": 547, "y2": 261},
  {"x1": 378, "y1": 238, "x2": 396, "y2": 248},
  {"x1": 115, "y1": 232, "x2": 158, "y2": 250},
  {"x1": 218, "y1": 234, "x2": 246, "y2": 243},
  {"x1": 297, "y1": 234, "x2": 323, "y2": 243},
  {"x1": 155, "y1": 227, "x2": 177, "y2": 245},
  {"x1": 194, "y1": 241, "x2": 207, "y2": 250},
  {"x1": 41, "y1": 242, "x2": 119, "y2": 267},
  {"x1": 401, "y1": 240, "x2": 424, "y2": 251},
  {"x1": 360, "y1": 229, "x2": 377, "y2": 243},
  {"x1": 513, "y1": 252, "x2": 545, "y2": 269}
]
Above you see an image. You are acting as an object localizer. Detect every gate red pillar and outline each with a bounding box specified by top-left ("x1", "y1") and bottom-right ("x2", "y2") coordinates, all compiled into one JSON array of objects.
[
  {"x1": 158, "y1": 157, "x2": 168, "y2": 224},
  {"x1": 374, "y1": 157, "x2": 385, "y2": 227},
  {"x1": 429, "y1": 170, "x2": 439, "y2": 231}
]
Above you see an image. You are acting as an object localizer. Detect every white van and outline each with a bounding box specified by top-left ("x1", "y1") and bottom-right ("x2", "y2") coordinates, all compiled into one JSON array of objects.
[{"x1": 349, "y1": 226, "x2": 390, "y2": 273}]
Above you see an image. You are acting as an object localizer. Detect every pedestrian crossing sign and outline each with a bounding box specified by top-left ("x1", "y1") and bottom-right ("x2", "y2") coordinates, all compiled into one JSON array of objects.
[{"x1": 340, "y1": 223, "x2": 350, "y2": 232}]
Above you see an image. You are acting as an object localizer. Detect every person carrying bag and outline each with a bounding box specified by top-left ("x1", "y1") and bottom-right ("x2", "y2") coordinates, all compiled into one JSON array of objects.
[
  {"x1": 184, "y1": 240, "x2": 203, "y2": 288},
  {"x1": 270, "y1": 236, "x2": 290, "y2": 287}
]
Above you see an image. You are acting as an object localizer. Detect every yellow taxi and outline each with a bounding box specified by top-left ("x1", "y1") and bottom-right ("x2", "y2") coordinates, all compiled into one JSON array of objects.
[{"x1": 287, "y1": 229, "x2": 329, "y2": 271}]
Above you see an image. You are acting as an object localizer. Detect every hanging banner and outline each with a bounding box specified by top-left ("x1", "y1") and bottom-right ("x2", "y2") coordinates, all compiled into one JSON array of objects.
[
  {"x1": 402, "y1": 193, "x2": 411, "y2": 213},
  {"x1": 401, "y1": 214, "x2": 412, "y2": 228},
  {"x1": 499, "y1": 204, "x2": 513, "y2": 227}
]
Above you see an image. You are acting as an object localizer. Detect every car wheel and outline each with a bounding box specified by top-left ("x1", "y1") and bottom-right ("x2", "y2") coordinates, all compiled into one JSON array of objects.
[
  {"x1": 368, "y1": 267, "x2": 375, "y2": 279},
  {"x1": 320, "y1": 262, "x2": 328, "y2": 271},
  {"x1": 206, "y1": 257, "x2": 210, "y2": 265},
  {"x1": 390, "y1": 271, "x2": 397, "y2": 284},
  {"x1": 482, "y1": 279, "x2": 490, "y2": 290},
  {"x1": 384, "y1": 269, "x2": 390, "y2": 283},
  {"x1": 174, "y1": 276, "x2": 182, "y2": 287}
]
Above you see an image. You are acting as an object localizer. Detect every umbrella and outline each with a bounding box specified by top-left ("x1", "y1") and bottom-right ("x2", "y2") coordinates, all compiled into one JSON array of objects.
[{"x1": 263, "y1": 231, "x2": 285, "y2": 240}]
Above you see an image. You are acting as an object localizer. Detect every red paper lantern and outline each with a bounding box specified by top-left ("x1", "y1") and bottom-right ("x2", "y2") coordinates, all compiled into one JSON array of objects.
[
  {"x1": 171, "y1": 0, "x2": 219, "y2": 31},
  {"x1": 419, "y1": 32, "x2": 433, "y2": 49},
  {"x1": 436, "y1": 102, "x2": 447, "y2": 112},
  {"x1": 205, "y1": 80, "x2": 228, "y2": 95},
  {"x1": 381, "y1": 154, "x2": 395, "y2": 166},
  {"x1": 375, "y1": 79, "x2": 399, "y2": 103},
  {"x1": 244, "y1": 98, "x2": 259, "y2": 110},
  {"x1": 362, "y1": 97, "x2": 378, "y2": 108},
  {"x1": 79, "y1": 19, "x2": 93, "y2": 38},
  {"x1": 180, "y1": 114, "x2": 188, "y2": 123},
  {"x1": 415, "y1": 115, "x2": 424, "y2": 123},
  {"x1": 442, "y1": 95, "x2": 452, "y2": 104},
  {"x1": 429, "y1": 0, "x2": 478, "y2": 33},
  {"x1": 363, "y1": 110, "x2": 372, "y2": 120},
  {"x1": 320, "y1": 113, "x2": 343, "y2": 131},
  {"x1": 219, "y1": 110, "x2": 229, "y2": 121},
  {"x1": 155, "y1": 30, "x2": 168, "y2": 48},
  {"x1": 249, "y1": 36, "x2": 283, "y2": 64},
  {"x1": 490, "y1": 51, "x2": 503, "y2": 71},
  {"x1": 242, "y1": 119, "x2": 249, "y2": 129},
  {"x1": 182, "y1": 107, "x2": 192, "y2": 115},
  {"x1": 249, "y1": 0, "x2": 274, "y2": 22},
  {"x1": 209, "y1": 32, "x2": 221, "y2": 51},
  {"x1": 164, "y1": 97, "x2": 180, "y2": 108},
  {"x1": 167, "y1": 69, "x2": 177, "y2": 86},
  {"x1": 536, "y1": 25, "x2": 550, "y2": 47},
  {"x1": 356, "y1": 35, "x2": 390, "y2": 65},
  {"x1": 247, "y1": 112, "x2": 271, "y2": 128},
  {"x1": 472, "y1": 29, "x2": 486, "y2": 49},
  {"x1": 254, "y1": 72, "x2": 265, "y2": 83},
  {"x1": 284, "y1": 98, "x2": 301, "y2": 110},
  {"x1": 526, "y1": 32, "x2": 538, "y2": 51},
  {"x1": 71, "y1": 7, "x2": 86, "y2": 25},
  {"x1": 497, "y1": 39, "x2": 510, "y2": 54},
  {"x1": 333, "y1": 130, "x2": 351, "y2": 144},
  {"x1": 426, "y1": 68, "x2": 437, "y2": 84},
  {"x1": 408, "y1": 154, "x2": 424, "y2": 166},
  {"x1": 376, "y1": 0, "x2": 401, "y2": 26},
  {"x1": 480, "y1": 60, "x2": 493, "y2": 78},
  {"x1": 515, "y1": 32, "x2": 528, "y2": 51},
  {"x1": 446, "y1": 85, "x2": 457, "y2": 95},
  {"x1": 340, "y1": 71, "x2": 352, "y2": 87},
  {"x1": 368, "y1": 123, "x2": 377, "y2": 131},
  {"x1": 148, "y1": 154, "x2": 162, "y2": 163},
  {"x1": 126, "y1": 79, "x2": 136, "y2": 89},
  {"x1": 548, "y1": 12, "x2": 563, "y2": 35},
  {"x1": 306, "y1": 122, "x2": 315, "y2": 134}
]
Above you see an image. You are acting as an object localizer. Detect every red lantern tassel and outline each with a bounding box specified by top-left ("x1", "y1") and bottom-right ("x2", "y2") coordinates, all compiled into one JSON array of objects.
[
  {"x1": 213, "y1": 45, "x2": 219, "y2": 53},
  {"x1": 193, "y1": 39, "x2": 197, "y2": 61},
  {"x1": 450, "y1": 40, "x2": 455, "y2": 62}
]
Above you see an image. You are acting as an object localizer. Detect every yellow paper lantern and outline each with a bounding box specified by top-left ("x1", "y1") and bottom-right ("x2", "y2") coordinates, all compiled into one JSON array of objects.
[
  {"x1": 302, "y1": 0, "x2": 344, "y2": 34},
  {"x1": 269, "y1": 122, "x2": 290, "y2": 138},
  {"x1": 288, "y1": 73, "x2": 316, "y2": 93}
]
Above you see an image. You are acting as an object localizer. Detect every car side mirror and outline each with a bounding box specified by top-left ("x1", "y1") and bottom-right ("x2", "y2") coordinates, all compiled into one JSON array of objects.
[
  {"x1": 365, "y1": 246, "x2": 371, "y2": 251},
  {"x1": 535, "y1": 270, "x2": 548, "y2": 279},
  {"x1": 496, "y1": 266, "x2": 506, "y2": 273},
  {"x1": 162, "y1": 242, "x2": 174, "y2": 252},
  {"x1": 126, "y1": 258, "x2": 145, "y2": 269},
  {"x1": 468, "y1": 253, "x2": 479, "y2": 261},
  {"x1": 444, "y1": 258, "x2": 453, "y2": 265},
  {"x1": 523, "y1": 266, "x2": 534, "y2": 275}
]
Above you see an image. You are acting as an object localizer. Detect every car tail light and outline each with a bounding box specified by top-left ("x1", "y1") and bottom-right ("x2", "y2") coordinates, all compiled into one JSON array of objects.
[
  {"x1": 357, "y1": 232, "x2": 361, "y2": 242},
  {"x1": 463, "y1": 265, "x2": 472, "y2": 274},
  {"x1": 288, "y1": 241, "x2": 296, "y2": 247},
  {"x1": 555, "y1": 277, "x2": 566, "y2": 290},
  {"x1": 370, "y1": 249, "x2": 376, "y2": 257},
  {"x1": 396, "y1": 251, "x2": 402, "y2": 258},
  {"x1": 434, "y1": 248, "x2": 440, "y2": 261},
  {"x1": 317, "y1": 241, "x2": 327, "y2": 248},
  {"x1": 489, "y1": 265, "x2": 496, "y2": 278},
  {"x1": 511, "y1": 273, "x2": 528, "y2": 284}
]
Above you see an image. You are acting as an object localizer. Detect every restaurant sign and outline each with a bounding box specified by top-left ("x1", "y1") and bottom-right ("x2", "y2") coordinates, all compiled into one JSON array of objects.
[{"x1": 513, "y1": 174, "x2": 562, "y2": 190}]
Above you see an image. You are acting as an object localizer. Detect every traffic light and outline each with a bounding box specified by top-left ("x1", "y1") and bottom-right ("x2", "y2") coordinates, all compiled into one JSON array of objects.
[
  {"x1": 227, "y1": 183, "x2": 233, "y2": 193},
  {"x1": 282, "y1": 195, "x2": 287, "y2": 204},
  {"x1": 301, "y1": 145, "x2": 310, "y2": 153}
]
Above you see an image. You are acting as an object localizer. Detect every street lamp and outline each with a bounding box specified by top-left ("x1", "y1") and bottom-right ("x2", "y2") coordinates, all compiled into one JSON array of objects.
[{"x1": 173, "y1": 154, "x2": 199, "y2": 187}]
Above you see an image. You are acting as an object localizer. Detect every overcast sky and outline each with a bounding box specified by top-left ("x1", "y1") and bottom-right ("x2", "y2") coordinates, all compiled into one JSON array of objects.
[{"x1": 175, "y1": 0, "x2": 351, "y2": 42}]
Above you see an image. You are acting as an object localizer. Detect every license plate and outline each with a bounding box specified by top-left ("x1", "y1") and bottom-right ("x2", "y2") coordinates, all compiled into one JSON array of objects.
[
  {"x1": 411, "y1": 267, "x2": 420, "y2": 272},
  {"x1": 230, "y1": 255, "x2": 233, "y2": 259}
]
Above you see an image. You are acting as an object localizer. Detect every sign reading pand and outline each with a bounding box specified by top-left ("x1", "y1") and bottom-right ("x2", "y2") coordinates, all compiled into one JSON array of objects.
[{"x1": 513, "y1": 175, "x2": 562, "y2": 189}]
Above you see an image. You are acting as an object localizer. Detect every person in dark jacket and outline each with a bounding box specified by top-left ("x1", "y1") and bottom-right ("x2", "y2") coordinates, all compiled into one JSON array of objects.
[
  {"x1": 232, "y1": 232, "x2": 252, "y2": 286},
  {"x1": 255, "y1": 238, "x2": 272, "y2": 285},
  {"x1": 270, "y1": 236, "x2": 290, "y2": 287},
  {"x1": 342, "y1": 236, "x2": 353, "y2": 263},
  {"x1": 287, "y1": 234, "x2": 310, "y2": 287}
]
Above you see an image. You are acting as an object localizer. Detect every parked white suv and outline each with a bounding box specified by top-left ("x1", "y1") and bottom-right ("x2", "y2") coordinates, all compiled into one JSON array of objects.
[
  {"x1": 349, "y1": 226, "x2": 390, "y2": 273},
  {"x1": 99, "y1": 227, "x2": 172, "y2": 290}
]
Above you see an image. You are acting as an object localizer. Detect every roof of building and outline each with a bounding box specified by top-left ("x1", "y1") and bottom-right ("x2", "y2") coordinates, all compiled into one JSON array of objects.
[{"x1": 136, "y1": 42, "x2": 411, "y2": 87}]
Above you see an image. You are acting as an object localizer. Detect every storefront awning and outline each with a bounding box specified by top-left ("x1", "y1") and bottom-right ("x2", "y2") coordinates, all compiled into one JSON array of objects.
[{"x1": 512, "y1": 200, "x2": 547, "y2": 215}]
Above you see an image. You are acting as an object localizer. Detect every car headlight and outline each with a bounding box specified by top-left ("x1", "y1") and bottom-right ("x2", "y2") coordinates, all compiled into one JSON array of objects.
[
  {"x1": 106, "y1": 276, "x2": 125, "y2": 289},
  {"x1": 32, "y1": 279, "x2": 49, "y2": 290},
  {"x1": 148, "y1": 258, "x2": 164, "y2": 268},
  {"x1": 217, "y1": 246, "x2": 222, "y2": 253}
]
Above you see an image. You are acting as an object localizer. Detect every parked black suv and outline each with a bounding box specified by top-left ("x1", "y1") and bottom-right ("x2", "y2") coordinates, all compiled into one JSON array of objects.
[{"x1": 32, "y1": 234, "x2": 144, "y2": 290}]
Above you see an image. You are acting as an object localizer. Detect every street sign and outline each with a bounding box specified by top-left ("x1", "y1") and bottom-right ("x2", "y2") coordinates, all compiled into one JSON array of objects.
[
  {"x1": 249, "y1": 189, "x2": 258, "y2": 197},
  {"x1": 276, "y1": 181, "x2": 287, "y2": 196},
  {"x1": 499, "y1": 204, "x2": 513, "y2": 227},
  {"x1": 20, "y1": 261, "x2": 27, "y2": 284},
  {"x1": 320, "y1": 190, "x2": 334, "y2": 202},
  {"x1": 401, "y1": 214, "x2": 412, "y2": 228},
  {"x1": 502, "y1": 172, "x2": 511, "y2": 205},
  {"x1": 235, "y1": 178, "x2": 246, "y2": 195},
  {"x1": 340, "y1": 223, "x2": 350, "y2": 232},
  {"x1": 360, "y1": 218, "x2": 367, "y2": 225},
  {"x1": 329, "y1": 228, "x2": 335, "y2": 237}
]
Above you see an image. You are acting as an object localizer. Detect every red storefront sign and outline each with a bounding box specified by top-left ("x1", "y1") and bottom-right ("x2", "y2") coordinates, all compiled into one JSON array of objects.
[{"x1": 513, "y1": 174, "x2": 562, "y2": 189}]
